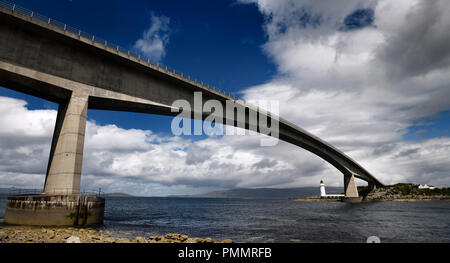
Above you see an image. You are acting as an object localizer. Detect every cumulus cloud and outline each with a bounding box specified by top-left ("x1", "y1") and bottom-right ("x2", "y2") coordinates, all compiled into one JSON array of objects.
[
  {"x1": 0, "y1": 91, "x2": 449, "y2": 196},
  {"x1": 133, "y1": 13, "x2": 171, "y2": 61},
  {"x1": 237, "y1": 0, "x2": 450, "y2": 186},
  {"x1": 1, "y1": 0, "x2": 450, "y2": 194},
  {"x1": 0, "y1": 97, "x2": 54, "y2": 178},
  {"x1": 0, "y1": 97, "x2": 311, "y2": 195},
  {"x1": 376, "y1": 0, "x2": 450, "y2": 80}
]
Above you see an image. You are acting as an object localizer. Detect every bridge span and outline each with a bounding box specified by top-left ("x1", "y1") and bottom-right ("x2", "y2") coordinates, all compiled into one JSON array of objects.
[{"x1": 0, "y1": 2, "x2": 384, "y2": 224}]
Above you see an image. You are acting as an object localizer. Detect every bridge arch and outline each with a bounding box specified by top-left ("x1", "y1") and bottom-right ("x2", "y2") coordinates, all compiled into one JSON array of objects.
[{"x1": 0, "y1": 4, "x2": 384, "y2": 199}]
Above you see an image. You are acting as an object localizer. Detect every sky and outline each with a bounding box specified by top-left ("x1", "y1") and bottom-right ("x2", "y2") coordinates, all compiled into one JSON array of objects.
[{"x1": 0, "y1": 0, "x2": 449, "y2": 196}]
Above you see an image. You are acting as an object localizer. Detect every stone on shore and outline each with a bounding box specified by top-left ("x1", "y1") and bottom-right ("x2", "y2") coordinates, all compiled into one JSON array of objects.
[{"x1": 66, "y1": 236, "x2": 81, "y2": 243}]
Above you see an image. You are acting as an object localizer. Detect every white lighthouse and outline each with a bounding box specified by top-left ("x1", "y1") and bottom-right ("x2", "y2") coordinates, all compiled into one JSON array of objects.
[
  {"x1": 320, "y1": 180, "x2": 326, "y2": 197},
  {"x1": 319, "y1": 180, "x2": 344, "y2": 198}
]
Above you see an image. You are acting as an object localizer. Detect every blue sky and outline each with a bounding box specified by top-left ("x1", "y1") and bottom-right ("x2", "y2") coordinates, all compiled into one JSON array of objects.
[{"x1": 1, "y1": 0, "x2": 449, "y2": 195}]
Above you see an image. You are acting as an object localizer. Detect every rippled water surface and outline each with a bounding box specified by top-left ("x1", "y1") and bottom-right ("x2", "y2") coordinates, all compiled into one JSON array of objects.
[{"x1": 1, "y1": 196, "x2": 449, "y2": 242}]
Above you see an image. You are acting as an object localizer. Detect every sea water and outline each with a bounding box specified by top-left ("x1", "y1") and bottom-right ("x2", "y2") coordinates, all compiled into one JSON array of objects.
[{"x1": 1, "y1": 195, "x2": 449, "y2": 243}]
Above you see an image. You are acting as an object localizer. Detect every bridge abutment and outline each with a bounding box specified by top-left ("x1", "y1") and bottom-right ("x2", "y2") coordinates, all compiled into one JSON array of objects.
[
  {"x1": 368, "y1": 182, "x2": 377, "y2": 191},
  {"x1": 344, "y1": 174, "x2": 359, "y2": 198},
  {"x1": 4, "y1": 195, "x2": 104, "y2": 226}
]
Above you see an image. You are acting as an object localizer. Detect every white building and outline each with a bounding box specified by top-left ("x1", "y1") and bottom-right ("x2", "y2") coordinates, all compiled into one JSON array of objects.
[
  {"x1": 418, "y1": 184, "x2": 436, "y2": 190},
  {"x1": 320, "y1": 180, "x2": 344, "y2": 198},
  {"x1": 320, "y1": 180, "x2": 326, "y2": 196}
]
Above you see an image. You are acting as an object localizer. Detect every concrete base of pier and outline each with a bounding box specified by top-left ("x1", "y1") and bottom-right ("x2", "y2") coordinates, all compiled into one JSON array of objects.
[{"x1": 4, "y1": 195, "x2": 105, "y2": 226}]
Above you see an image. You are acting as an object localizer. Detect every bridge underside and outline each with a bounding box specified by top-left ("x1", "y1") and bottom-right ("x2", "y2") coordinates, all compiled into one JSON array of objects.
[
  {"x1": 0, "y1": 60, "x2": 380, "y2": 197},
  {"x1": 0, "y1": 5, "x2": 383, "y2": 202},
  {"x1": 42, "y1": 91, "x2": 365, "y2": 197}
]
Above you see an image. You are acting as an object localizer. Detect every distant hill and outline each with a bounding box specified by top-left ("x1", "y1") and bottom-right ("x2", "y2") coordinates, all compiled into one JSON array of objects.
[
  {"x1": 106, "y1": 192, "x2": 135, "y2": 197},
  {"x1": 0, "y1": 188, "x2": 41, "y2": 196},
  {"x1": 0, "y1": 188, "x2": 134, "y2": 197},
  {"x1": 169, "y1": 187, "x2": 344, "y2": 199}
]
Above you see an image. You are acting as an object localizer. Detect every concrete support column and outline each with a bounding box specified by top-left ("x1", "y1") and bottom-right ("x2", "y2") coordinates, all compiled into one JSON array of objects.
[
  {"x1": 368, "y1": 182, "x2": 377, "y2": 191},
  {"x1": 43, "y1": 92, "x2": 88, "y2": 195},
  {"x1": 344, "y1": 173, "x2": 359, "y2": 198}
]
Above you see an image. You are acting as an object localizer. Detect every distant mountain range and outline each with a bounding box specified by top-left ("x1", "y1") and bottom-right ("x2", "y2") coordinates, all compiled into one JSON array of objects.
[
  {"x1": 168, "y1": 187, "x2": 344, "y2": 199},
  {"x1": 0, "y1": 187, "x2": 346, "y2": 199},
  {"x1": 0, "y1": 188, "x2": 134, "y2": 197},
  {"x1": 0, "y1": 188, "x2": 39, "y2": 196},
  {"x1": 106, "y1": 192, "x2": 134, "y2": 197}
]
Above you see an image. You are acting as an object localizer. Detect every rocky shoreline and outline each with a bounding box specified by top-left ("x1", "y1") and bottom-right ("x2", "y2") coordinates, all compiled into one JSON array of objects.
[
  {"x1": 0, "y1": 225, "x2": 232, "y2": 243},
  {"x1": 293, "y1": 195, "x2": 341, "y2": 202},
  {"x1": 364, "y1": 194, "x2": 450, "y2": 202},
  {"x1": 293, "y1": 184, "x2": 450, "y2": 202},
  {"x1": 293, "y1": 194, "x2": 450, "y2": 202},
  {"x1": 294, "y1": 196, "x2": 450, "y2": 202}
]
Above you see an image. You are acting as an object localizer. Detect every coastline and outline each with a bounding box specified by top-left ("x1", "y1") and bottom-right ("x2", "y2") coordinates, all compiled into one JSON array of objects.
[
  {"x1": 293, "y1": 197, "x2": 450, "y2": 202},
  {"x1": 293, "y1": 184, "x2": 450, "y2": 202},
  {"x1": 293, "y1": 195, "x2": 450, "y2": 202},
  {"x1": 0, "y1": 225, "x2": 232, "y2": 243},
  {"x1": 365, "y1": 195, "x2": 450, "y2": 202},
  {"x1": 292, "y1": 195, "x2": 341, "y2": 202}
]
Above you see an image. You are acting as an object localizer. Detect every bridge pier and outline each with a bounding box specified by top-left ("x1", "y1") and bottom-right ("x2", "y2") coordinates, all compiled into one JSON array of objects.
[
  {"x1": 342, "y1": 173, "x2": 362, "y2": 202},
  {"x1": 4, "y1": 91, "x2": 105, "y2": 226},
  {"x1": 344, "y1": 174, "x2": 359, "y2": 197},
  {"x1": 44, "y1": 91, "x2": 88, "y2": 195}
]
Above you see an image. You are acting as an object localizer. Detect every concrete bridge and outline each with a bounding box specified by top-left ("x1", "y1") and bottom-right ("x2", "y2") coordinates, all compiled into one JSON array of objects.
[{"x1": 0, "y1": 1, "x2": 383, "y2": 224}]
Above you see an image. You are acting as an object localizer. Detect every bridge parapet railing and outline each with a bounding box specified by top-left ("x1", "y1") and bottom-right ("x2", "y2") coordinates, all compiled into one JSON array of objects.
[{"x1": 0, "y1": 0, "x2": 240, "y2": 101}]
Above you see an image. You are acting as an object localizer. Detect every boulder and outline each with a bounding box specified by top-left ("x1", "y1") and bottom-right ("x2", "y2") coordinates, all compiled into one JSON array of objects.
[
  {"x1": 0, "y1": 232, "x2": 8, "y2": 240},
  {"x1": 135, "y1": 236, "x2": 147, "y2": 243},
  {"x1": 66, "y1": 236, "x2": 81, "y2": 243}
]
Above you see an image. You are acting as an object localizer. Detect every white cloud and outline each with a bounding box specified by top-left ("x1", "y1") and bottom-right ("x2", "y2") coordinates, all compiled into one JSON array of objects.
[
  {"x1": 1, "y1": 0, "x2": 450, "y2": 194},
  {"x1": 0, "y1": 91, "x2": 449, "y2": 196},
  {"x1": 0, "y1": 97, "x2": 55, "y2": 137},
  {"x1": 0, "y1": 97, "x2": 309, "y2": 195},
  {"x1": 376, "y1": 0, "x2": 450, "y2": 80},
  {"x1": 0, "y1": 97, "x2": 54, "y2": 178},
  {"x1": 133, "y1": 13, "x2": 171, "y2": 61},
  {"x1": 237, "y1": 0, "x2": 450, "y2": 186}
]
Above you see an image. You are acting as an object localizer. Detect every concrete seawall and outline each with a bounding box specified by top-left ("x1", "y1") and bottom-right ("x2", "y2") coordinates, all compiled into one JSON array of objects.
[{"x1": 4, "y1": 195, "x2": 104, "y2": 226}]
